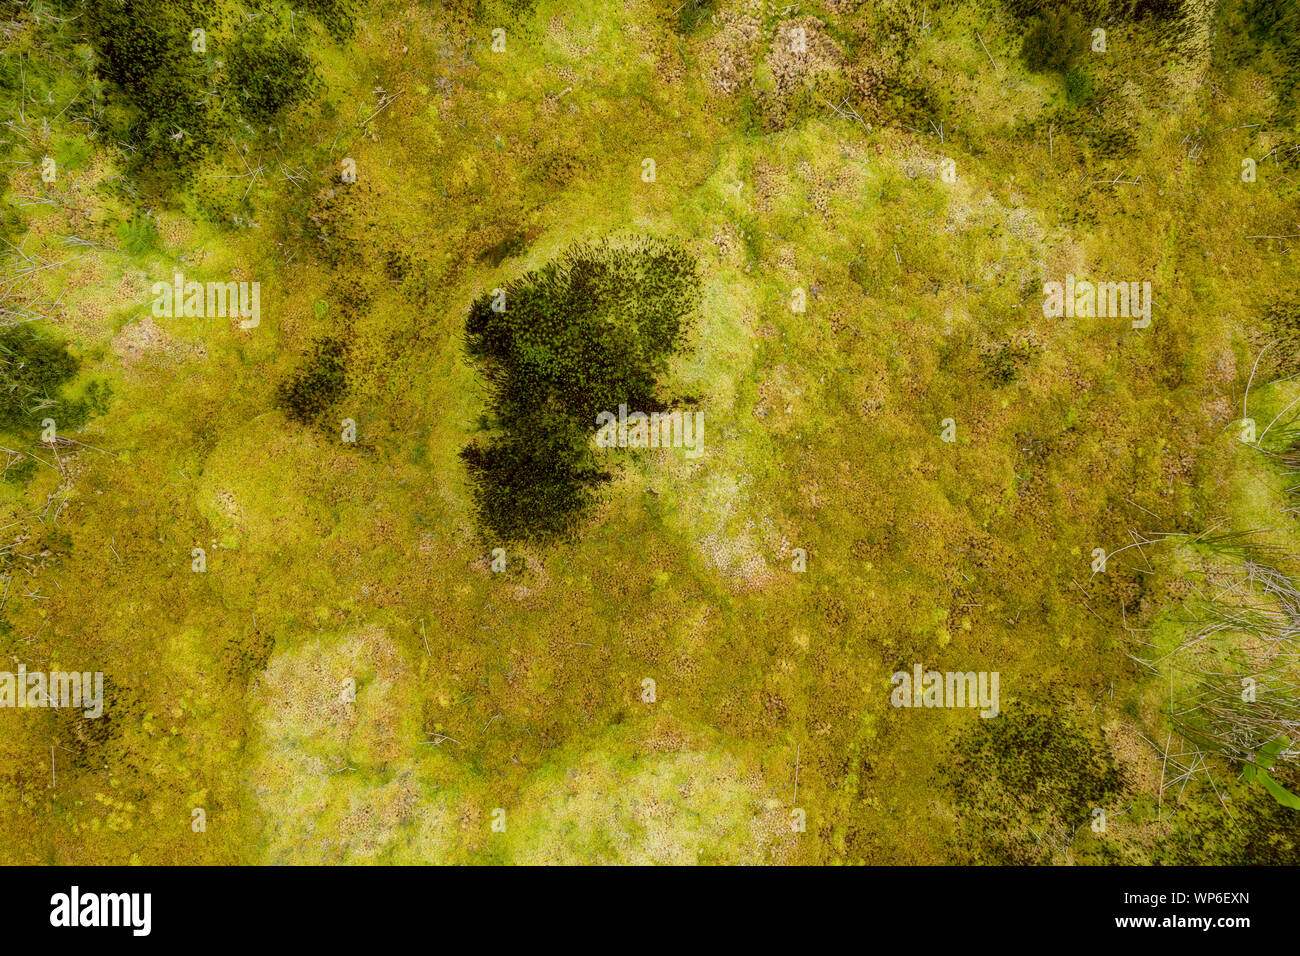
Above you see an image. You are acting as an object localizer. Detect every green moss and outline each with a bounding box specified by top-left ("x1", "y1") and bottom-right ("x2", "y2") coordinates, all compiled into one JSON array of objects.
[
  {"x1": 500, "y1": 726, "x2": 794, "y2": 864},
  {"x1": 979, "y1": 335, "x2": 1042, "y2": 387}
]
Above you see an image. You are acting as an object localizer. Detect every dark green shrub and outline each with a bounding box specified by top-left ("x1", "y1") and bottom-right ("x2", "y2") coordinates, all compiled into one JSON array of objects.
[
  {"x1": 465, "y1": 239, "x2": 700, "y2": 424},
  {"x1": 87, "y1": 0, "x2": 320, "y2": 181},
  {"x1": 462, "y1": 238, "x2": 701, "y2": 544},
  {"x1": 276, "y1": 336, "x2": 347, "y2": 424},
  {"x1": 461, "y1": 410, "x2": 612, "y2": 544},
  {"x1": 1022, "y1": 6, "x2": 1088, "y2": 74},
  {"x1": 226, "y1": 14, "x2": 318, "y2": 126},
  {"x1": 0, "y1": 325, "x2": 85, "y2": 433},
  {"x1": 86, "y1": 0, "x2": 221, "y2": 175}
]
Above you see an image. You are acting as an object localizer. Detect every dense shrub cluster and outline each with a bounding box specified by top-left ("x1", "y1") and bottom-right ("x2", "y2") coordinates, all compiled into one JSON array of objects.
[
  {"x1": 460, "y1": 413, "x2": 613, "y2": 544},
  {"x1": 85, "y1": 0, "x2": 327, "y2": 179},
  {"x1": 466, "y1": 240, "x2": 700, "y2": 423},
  {"x1": 462, "y1": 239, "x2": 701, "y2": 543},
  {"x1": 86, "y1": 0, "x2": 219, "y2": 173}
]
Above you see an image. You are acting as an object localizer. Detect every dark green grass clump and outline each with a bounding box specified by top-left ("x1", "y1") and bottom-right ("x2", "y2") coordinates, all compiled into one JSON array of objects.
[
  {"x1": 942, "y1": 700, "x2": 1126, "y2": 863},
  {"x1": 1021, "y1": 6, "x2": 1088, "y2": 74},
  {"x1": 461, "y1": 238, "x2": 701, "y2": 544},
  {"x1": 674, "y1": 0, "x2": 716, "y2": 34},
  {"x1": 0, "y1": 324, "x2": 106, "y2": 435},
  {"x1": 276, "y1": 335, "x2": 348, "y2": 425},
  {"x1": 226, "y1": 15, "x2": 318, "y2": 127},
  {"x1": 0, "y1": 323, "x2": 107, "y2": 484}
]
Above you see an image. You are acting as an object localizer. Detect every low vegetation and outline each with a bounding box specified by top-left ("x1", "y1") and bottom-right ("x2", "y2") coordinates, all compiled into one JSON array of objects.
[{"x1": 0, "y1": 0, "x2": 1296, "y2": 864}]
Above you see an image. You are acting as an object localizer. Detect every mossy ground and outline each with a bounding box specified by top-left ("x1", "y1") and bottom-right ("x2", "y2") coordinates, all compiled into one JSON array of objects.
[{"x1": 0, "y1": 0, "x2": 1298, "y2": 863}]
